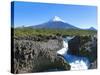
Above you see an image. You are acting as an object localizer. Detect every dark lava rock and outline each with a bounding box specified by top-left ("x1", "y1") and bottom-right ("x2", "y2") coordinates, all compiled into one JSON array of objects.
[
  {"x1": 12, "y1": 38, "x2": 70, "y2": 74},
  {"x1": 68, "y1": 36, "x2": 97, "y2": 59},
  {"x1": 79, "y1": 36, "x2": 97, "y2": 62},
  {"x1": 68, "y1": 36, "x2": 80, "y2": 55},
  {"x1": 89, "y1": 60, "x2": 97, "y2": 69},
  {"x1": 67, "y1": 35, "x2": 97, "y2": 69},
  {"x1": 54, "y1": 56, "x2": 71, "y2": 70}
]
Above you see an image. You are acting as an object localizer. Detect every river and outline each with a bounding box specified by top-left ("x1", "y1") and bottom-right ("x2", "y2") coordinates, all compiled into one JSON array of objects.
[{"x1": 57, "y1": 37, "x2": 90, "y2": 70}]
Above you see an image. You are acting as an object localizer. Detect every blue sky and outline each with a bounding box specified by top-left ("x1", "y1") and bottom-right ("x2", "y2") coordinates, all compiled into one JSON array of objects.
[{"x1": 12, "y1": 1, "x2": 97, "y2": 29}]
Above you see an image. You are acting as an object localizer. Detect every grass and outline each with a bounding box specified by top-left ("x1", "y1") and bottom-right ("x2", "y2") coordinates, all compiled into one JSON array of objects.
[{"x1": 13, "y1": 27, "x2": 97, "y2": 38}]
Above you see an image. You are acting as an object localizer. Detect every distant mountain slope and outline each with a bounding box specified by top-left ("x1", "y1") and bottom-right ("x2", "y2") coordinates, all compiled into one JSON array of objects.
[
  {"x1": 28, "y1": 16, "x2": 79, "y2": 29},
  {"x1": 88, "y1": 27, "x2": 97, "y2": 31}
]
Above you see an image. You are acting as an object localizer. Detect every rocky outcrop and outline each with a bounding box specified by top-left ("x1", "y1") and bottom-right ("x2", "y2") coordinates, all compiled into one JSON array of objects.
[
  {"x1": 68, "y1": 36, "x2": 80, "y2": 55},
  {"x1": 12, "y1": 38, "x2": 70, "y2": 74},
  {"x1": 89, "y1": 60, "x2": 97, "y2": 69},
  {"x1": 67, "y1": 35, "x2": 97, "y2": 69},
  {"x1": 54, "y1": 56, "x2": 71, "y2": 70},
  {"x1": 79, "y1": 35, "x2": 97, "y2": 62}
]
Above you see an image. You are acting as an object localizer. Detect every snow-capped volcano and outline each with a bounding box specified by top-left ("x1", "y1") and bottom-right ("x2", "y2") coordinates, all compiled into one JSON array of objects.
[
  {"x1": 52, "y1": 16, "x2": 65, "y2": 22},
  {"x1": 28, "y1": 16, "x2": 79, "y2": 29}
]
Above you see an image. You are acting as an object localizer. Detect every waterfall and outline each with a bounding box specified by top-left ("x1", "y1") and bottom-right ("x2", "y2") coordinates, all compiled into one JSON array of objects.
[
  {"x1": 57, "y1": 37, "x2": 89, "y2": 70},
  {"x1": 57, "y1": 37, "x2": 74, "y2": 55},
  {"x1": 57, "y1": 38, "x2": 68, "y2": 55}
]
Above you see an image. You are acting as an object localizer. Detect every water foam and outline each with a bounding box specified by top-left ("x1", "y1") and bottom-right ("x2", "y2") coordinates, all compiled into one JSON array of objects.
[{"x1": 57, "y1": 37, "x2": 89, "y2": 70}]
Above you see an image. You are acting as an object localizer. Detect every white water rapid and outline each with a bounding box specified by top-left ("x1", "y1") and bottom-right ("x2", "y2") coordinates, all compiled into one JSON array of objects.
[{"x1": 57, "y1": 37, "x2": 89, "y2": 70}]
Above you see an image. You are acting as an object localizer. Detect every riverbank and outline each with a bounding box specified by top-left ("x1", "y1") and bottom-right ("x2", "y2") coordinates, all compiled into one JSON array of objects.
[
  {"x1": 12, "y1": 35, "x2": 97, "y2": 73},
  {"x1": 12, "y1": 28, "x2": 97, "y2": 73}
]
